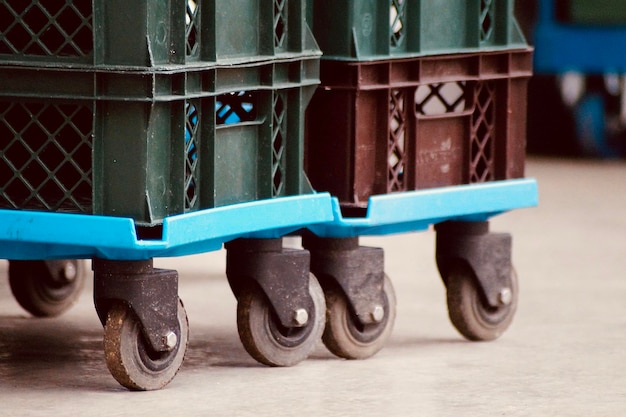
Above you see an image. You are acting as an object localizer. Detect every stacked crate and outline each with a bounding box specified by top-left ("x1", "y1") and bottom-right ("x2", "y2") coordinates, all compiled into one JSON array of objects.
[
  {"x1": 305, "y1": 0, "x2": 533, "y2": 213},
  {"x1": 0, "y1": 0, "x2": 320, "y2": 228}
]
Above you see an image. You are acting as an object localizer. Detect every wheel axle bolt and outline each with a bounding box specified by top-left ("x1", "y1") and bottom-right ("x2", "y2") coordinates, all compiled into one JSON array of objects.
[
  {"x1": 499, "y1": 288, "x2": 513, "y2": 306},
  {"x1": 63, "y1": 262, "x2": 77, "y2": 282},
  {"x1": 293, "y1": 308, "x2": 309, "y2": 326},
  {"x1": 164, "y1": 331, "x2": 178, "y2": 350},
  {"x1": 371, "y1": 305, "x2": 385, "y2": 323}
]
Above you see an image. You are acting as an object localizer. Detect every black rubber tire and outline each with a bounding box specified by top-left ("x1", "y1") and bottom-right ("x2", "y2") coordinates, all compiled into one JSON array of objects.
[
  {"x1": 236, "y1": 274, "x2": 325, "y2": 367},
  {"x1": 103, "y1": 299, "x2": 189, "y2": 391},
  {"x1": 8, "y1": 260, "x2": 87, "y2": 317},
  {"x1": 446, "y1": 268, "x2": 518, "y2": 341},
  {"x1": 322, "y1": 274, "x2": 396, "y2": 360}
]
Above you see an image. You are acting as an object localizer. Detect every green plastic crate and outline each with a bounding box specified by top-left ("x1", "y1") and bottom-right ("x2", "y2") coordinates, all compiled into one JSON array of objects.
[
  {"x1": 0, "y1": 0, "x2": 317, "y2": 66},
  {"x1": 563, "y1": 0, "x2": 626, "y2": 25},
  {"x1": 0, "y1": 57, "x2": 319, "y2": 227},
  {"x1": 310, "y1": 0, "x2": 528, "y2": 61}
]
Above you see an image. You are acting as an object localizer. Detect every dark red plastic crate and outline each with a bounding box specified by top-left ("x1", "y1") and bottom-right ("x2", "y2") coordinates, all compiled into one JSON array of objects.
[{"x1": 305, "y1": 49, "x2": 533, "y2": 212}]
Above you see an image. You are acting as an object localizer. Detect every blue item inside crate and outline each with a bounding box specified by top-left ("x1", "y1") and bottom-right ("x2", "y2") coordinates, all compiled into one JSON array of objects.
[
  {"x1": 183, "y1": 93, "x2": 256, "y2": 158},
  {"x1": 215, "y1": 92, "x2": 256, "y2": 125},
  {"x1": 0, "y1": 179, "x2": 538, "y2": 261}
]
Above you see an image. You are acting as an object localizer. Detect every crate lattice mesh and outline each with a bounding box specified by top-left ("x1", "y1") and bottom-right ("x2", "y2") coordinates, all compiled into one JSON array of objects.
[
  {"x1": 470, "y1": 81, "x2": 496, "y2": 182},
  {"x1": 0, "y1": 0, "x2": 93, "y2": 57},
  {"x1": 186, "y1": 0, "x2": 200, "y2": 58},
  {"x1": 272, "y1": 92, "x2": 287, "y2": 197},
  {"x1": 274, "y1": 0, "x2": 288, "y2": 50},
  {"x1": 184, "y1": 101, "x2": 200, "y2": 211},
  {"x1": 390, "y1": 0, "x2": 407, "y2": 48},
  {"x1": 388, "y1": 89, "x2": 407, "y2": 192},
  {"x1": 0, "y1": 101, "x2": 93, "y2": 213},
  {"x1": 480, "y1": 0, "x2": 495, "y2": 43},
  {"x1": 415, "y1": 82, "x2": 467, "y2": 116},
  {"x1": 215, "y1": 91, "x2": 257, "y2": 125}
]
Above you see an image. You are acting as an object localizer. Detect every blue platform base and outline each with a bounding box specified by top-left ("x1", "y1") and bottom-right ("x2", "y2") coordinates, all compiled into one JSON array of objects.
[
  {"x1": 0, "y1": 179, "x2": 538, "y2": 261},
  {"x1": 310, "y1": 179, "x2": 538, "y2": 237},
  {"x1": 0, "y1": 194, "x2": 335, "y2": 261}
]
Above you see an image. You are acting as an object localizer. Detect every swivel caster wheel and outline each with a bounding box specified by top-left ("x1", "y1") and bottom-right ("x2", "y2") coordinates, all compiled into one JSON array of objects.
[
  {"x1": 322, "y1": 274, "x2": 396, "y2": 360},
  {"x1": 446, "y1": 268, "x2": 518, "y2": 341},
  {"x1": 236, "y1": 274, "x2": 326, "y2": 367},
  {"x1": 103, "y1": 299, "x2": 189, "y2": 391},
  {"x1": 8, "y1": 260, "x2": 87, "y2": 317}
]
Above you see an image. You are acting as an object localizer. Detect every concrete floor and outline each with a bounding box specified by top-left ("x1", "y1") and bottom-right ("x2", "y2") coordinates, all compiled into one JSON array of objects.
[{"x1": 0, "y1": 156, "x2": 625, "y2": 416}]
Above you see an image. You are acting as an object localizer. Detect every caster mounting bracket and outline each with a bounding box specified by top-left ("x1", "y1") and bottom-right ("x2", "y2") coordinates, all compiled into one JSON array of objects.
[
  {"x1": 304, "y1": 236, "x2": 386, "y2": 326},
  {"x1": 226, "y1": 238, "x2": 314, "y2": 329},
  {"x1": 436, "y1": 221, "x2": 513, "y2": 309},
  {"x1": 93, "y1": 259, "x2": 180, "y2": 353}
]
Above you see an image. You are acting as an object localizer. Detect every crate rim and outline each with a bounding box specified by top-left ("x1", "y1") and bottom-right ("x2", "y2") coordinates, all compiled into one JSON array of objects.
[
  {"x1": 319, "y1": 45, "x2": 531, "y2": 63},
  {"x1": 317, "y1": 48, "x2": 534, "y2": 92},
  {"x1": 0, "y1": 57, "x2": 321, "y2": 102},
  {"x1": 0, "y1": 51, "x2": 323, "y2": 73}
]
